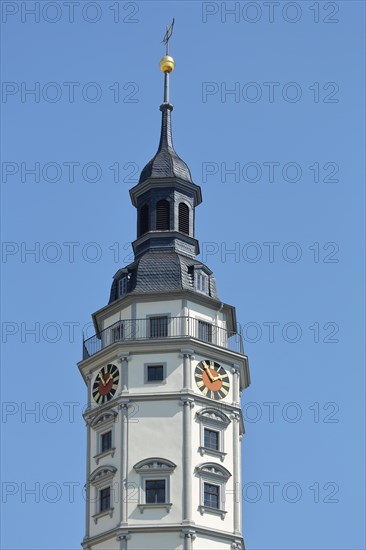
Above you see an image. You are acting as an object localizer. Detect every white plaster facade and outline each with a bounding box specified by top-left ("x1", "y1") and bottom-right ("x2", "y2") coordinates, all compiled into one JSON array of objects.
[{"x1": 78, "y1": 293, "x2": 249, "y2": 550}]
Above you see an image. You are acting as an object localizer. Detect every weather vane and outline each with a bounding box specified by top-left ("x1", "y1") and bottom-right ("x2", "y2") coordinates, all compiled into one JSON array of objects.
[
  {"x1": 159, "y1": 18, "x2": 176, "y2": 84},
  {"x1": 162, "y1": 18, "x2": 175, "y2": 55}
]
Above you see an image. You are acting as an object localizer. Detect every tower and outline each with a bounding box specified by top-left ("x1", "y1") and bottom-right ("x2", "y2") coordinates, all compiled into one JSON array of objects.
[{"x1": 78, "y1": 35, "x2": 250, "y2": 550}]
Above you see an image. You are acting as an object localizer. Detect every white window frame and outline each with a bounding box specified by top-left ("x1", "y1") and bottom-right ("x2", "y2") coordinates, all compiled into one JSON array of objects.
[
  {"x1": 91, "y1": 411, "x2": 117, "y2": 464},
  {"x1": 195, "y1": 462, "x2": 231, "y2": 519},
  {"x1": 118, "y1": 276, "x2": 128, "y2": 297},
  {"x1": 195, "y1": 269, "x2": 209, "y2": 294},
  {"x1": 89, "y1": 465, "x2": 117, "y2": 523},
  {"x1": 133, "y1": 458, "x2": 176, "y2": 513},
  {"x1": 196, "y1": 408, "x2": 230, "y2": 461}
]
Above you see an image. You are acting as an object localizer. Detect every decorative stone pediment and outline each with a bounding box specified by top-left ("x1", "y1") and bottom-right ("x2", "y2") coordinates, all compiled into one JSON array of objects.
[
  {"x1": 133, "y1": 457, "x2": 176, "y2": 474},
  {"x1": 195, "y1": 462, "x2": 231, "y2": 481},
  {"x1": 196, "y1": 407, "x2": 231, "y2": 427},
  {"x1": 90, "y1": 410, "x2": 117, "y2": 428},
  {"x1": 89, "y1": 465, "x2": 117, "y2": 484}
]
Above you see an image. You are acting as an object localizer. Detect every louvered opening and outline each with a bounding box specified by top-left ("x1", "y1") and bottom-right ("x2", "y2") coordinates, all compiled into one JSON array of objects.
[
  {"x1": 139, "y1": 204, "x2": 149, "y2": 236},
  {"x1": 156, "y1": 200, "x2": 170, "y2": 230},
  {"x1": 178, "y1": 202, "x2": 190, "y2": 234}
]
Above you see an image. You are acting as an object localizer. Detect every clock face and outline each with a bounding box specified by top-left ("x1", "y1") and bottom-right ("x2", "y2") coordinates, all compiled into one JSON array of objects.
[
  {"x1": 194, "y1": 360, "x2": 230, "y2": 400},
  {"x1": 92, "y1": 364, "x2": 120, "y2": 404}
]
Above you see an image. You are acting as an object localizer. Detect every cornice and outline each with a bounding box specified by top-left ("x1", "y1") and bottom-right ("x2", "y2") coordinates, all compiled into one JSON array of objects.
[{"x1": 78, "y1": 338, "x2": 248, "y2": 388}]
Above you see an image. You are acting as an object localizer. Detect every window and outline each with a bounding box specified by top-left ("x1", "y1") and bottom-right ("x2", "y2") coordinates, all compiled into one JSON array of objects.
[
  {"x1": 195, "y1": 269, "x2": 209, "y2": 294},
  {"x1": 156, "y1": 199, "x2": 170, "y2": 230},
  {"x1": 139, "y1": 204, "x2": 149, "y2": 235},
  {"x1": 196, "y1": 408, "x2": 230, "y2": 461},
  {"x1": 91, "y1": 411, "x2": 117, "y2": 464},
  {"x1": 101, "y1": 431, "x2": 112, "y2": 453},
  {"x1": 149, "y1": 316, "x2": 168, "y2": 338},
  {"x1": 147, "y1": 365, "x2": 164, "y2": 382},
  {"x1": 133, "y1": 458, "x2": 176, "y2": 513},
  {"x1": 204, "y1": 482, "x2": 220, "y2": 509},
  {"x1": 145, "y1": 479, "x2": 166, "y2": 504},
  {"x1": 99, "y1": 486, "x2": 111, "y2": 512},
  {"x1": 196, "y1": 462, "x2": 231, "y2": 519},
  {"x1": 178, "y1": 202, "x2": 190, "y2": 234},
  {"x1": 204, "y1": 428, "x2": 219, "y2": 451},
  {"x1": 112, "y1": 322, "x2": 124, "y2": 342},
  {"x1": 118, "y1": 277, "x2": 128, "y2": 297},
  {"x1": 198, "y1": 320, "x2": 212, "y2": 343},
  {"x1": 89, "y1": 465, "x2": 116, "y2": 522}
]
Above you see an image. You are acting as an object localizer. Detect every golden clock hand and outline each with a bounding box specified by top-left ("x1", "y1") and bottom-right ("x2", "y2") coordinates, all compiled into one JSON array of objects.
[
  {"x1": 212, "y1": 373, "x2": 222, "y2": 382},
  {"x1": 105, "y1": 374, "x2": 113, "y2": 384},
  {"x1": 99, "y1": 373, "x2": 106, "y2": 386},
  {"x1": 203, "y1": 365, "x2": 215, "y2": 382}
]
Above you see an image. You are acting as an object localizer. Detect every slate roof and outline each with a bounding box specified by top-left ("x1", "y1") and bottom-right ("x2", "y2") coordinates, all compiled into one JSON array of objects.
[
  {"x1": 109, "y1": 251, "x2": 218, "y2": 304},
  {"x1": 139, "y1": 103, "x2": 193, "y2": 184}
]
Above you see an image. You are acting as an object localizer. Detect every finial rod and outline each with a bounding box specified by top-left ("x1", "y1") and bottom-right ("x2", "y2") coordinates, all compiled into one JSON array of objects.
[{"x1": 164, "y1": 72, "x2": 169, "y2": 103}]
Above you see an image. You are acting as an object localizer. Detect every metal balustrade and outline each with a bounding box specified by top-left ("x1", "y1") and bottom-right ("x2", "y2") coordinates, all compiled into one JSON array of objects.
[{"x1": 82, "y1": 316, "x2": 243, "y2": 359}]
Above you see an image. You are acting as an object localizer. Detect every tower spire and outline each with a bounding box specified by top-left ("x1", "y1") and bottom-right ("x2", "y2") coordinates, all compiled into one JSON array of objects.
[
  {"x1": 158, "y1": 22, "x2": 176, "y2": 151},
  {"x1": 138, "y1": 20, "x2": 193, "y2": 184}
]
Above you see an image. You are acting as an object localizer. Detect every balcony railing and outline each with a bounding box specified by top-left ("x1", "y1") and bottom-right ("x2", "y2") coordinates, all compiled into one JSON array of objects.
[{"x1": 82, "y1": 316, "x2": 243, "y2": 359}]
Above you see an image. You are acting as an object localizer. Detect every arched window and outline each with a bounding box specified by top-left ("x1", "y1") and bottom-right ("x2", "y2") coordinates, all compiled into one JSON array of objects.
[
  {"x1": 156, "y1": 200, "x2": 170, "y2": 230},
  {"x1": 178, "y1": 203, "x2": 190, "y2": 234},
  {"x1": 139, "y1": 204, "x2": 149, "y2": 236}
]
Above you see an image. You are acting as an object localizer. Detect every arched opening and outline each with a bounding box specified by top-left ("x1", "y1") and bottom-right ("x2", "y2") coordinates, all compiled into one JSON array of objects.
[
  {"x1": 139, "y1": 204, "x2": 149, "y2": 236},
  {"x1": 156, "y1": 200, "x2": 170, "y2": 230},
  {"x1": 178, "y1": 202, "x2": 190, "y2": 234}
]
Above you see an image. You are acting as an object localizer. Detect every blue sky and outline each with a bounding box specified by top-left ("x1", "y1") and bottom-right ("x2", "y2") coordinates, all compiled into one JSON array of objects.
[{"x1": 1, "y1": 1, "x2": 365, "y2": 549}]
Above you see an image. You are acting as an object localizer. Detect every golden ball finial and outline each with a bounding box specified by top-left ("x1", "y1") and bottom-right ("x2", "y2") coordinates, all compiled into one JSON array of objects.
[{"x1": 160, "y1": 55, "x2": 175, "y2": 73}]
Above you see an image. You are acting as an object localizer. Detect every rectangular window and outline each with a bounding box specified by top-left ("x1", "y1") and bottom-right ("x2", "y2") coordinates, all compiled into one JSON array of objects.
[
  {"x1": 204, "y1": 482, "x2": 219, "y2": 509},
  {"x1": 145, "y1": 479, "x2": 166, "y2": 504},
  {"x1": 101, "y1": 431, "x2": 112, "y2": 453},
  {"x1": 204, "y1": 428, "x2": 219, "y2": 450},
  {"x1": 149, "y1": 316, "x2": 168, "y2": 338},
  {"x1": 100, "y1": 486, "x2": 111, "y2": 512},
  {"x1": 198, "y1": 320, "x2": 212, "y2": 343},
  {"x1": 195, "y1": 270, "x2": 209, "y2": 294},
  {"x1": 112, "y1": 322, "x2": 124, "y2": 342},
  {"x1": 118, "y1": 277, "x2": 128, "y2": 297},
  {"x1": 147, "y1": 365, "x2": 164, "y2": 382}
]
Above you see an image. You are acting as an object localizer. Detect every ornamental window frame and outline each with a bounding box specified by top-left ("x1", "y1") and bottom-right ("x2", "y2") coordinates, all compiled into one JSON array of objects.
[
  {"x1": 195, "y1": 462, "x2": 231, "y2": 519},
  {"x1": 196, "y1": 407, "x2": 230, "y2": 461},
  {"x1": 133, "y1": 457, "x2": 176, "y2": 513},
  {"x1": 89, "y1": 465, "x2": 117, "y2": 523},
  {"x1": 91, "y1": 411, "x2": 117, "y2": 464}
]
